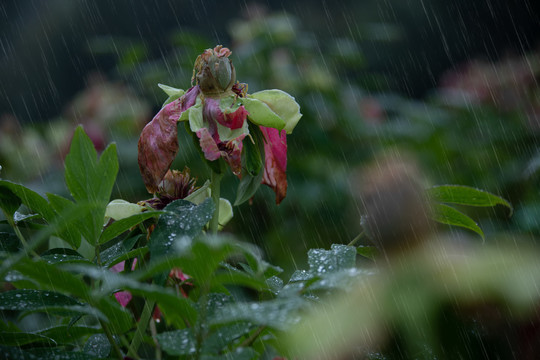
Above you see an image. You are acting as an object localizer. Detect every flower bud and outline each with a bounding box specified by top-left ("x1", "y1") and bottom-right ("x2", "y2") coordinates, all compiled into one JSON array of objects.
[{"x1": 193, "y1": 45, "x2": 236, "y2": 96}]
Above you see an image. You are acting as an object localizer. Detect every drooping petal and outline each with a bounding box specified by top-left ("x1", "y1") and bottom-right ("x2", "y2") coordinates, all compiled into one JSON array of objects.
[
  {"x1": 241, "y1": 97, "x2": 285, "y2": 130},
  {"x1": 196, "y1": 128, "x2": 221, "y2": 161},
  {"x1": 114, "y1": 291, "x2": 133, "y2": 308},
  {"x1": 204, "y1": 97, "x2": 248, "y2": 130},
  {"x1": 138, "y1": 86, "x2": 200, "y2": 193},
  {"x1": 250, "y1": 89, "x2": 302, "y2": 134},
  {"x1": 220, "y1": 136, "x2": 244, "y2": 176},
  {"x1": 260, "y1": 126, "x2": 288, "y2": 204}
]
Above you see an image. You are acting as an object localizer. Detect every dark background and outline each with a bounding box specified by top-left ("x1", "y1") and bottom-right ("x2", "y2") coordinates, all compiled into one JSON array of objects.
[{"x1": 1, "y1": 0, "x2": 538, "y2": 123}]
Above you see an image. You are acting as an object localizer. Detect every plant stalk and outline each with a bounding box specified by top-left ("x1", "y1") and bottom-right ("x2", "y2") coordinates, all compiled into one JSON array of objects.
[
  {"x1": 99, "y1": 320, "x2": 124, "y2": 360},
  {"x1": 347, "y1": 231, "x2": 364, "y2": 247},
  {"x1": 129, "y1": 299, "x2": 156, "y2": 358},
  {"x1": 209, "y1": 171, "x2": 222, "y2": 235}
]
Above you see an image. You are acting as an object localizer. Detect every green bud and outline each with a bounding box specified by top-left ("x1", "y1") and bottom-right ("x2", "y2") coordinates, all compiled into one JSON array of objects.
[{"x1": 193, "y1": 45, "x2": 236, "y2": 96}]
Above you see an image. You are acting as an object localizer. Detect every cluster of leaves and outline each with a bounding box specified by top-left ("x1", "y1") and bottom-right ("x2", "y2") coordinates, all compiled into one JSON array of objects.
[{"x1": 0, "y1": 127, "x2": 282, "y2": 359}]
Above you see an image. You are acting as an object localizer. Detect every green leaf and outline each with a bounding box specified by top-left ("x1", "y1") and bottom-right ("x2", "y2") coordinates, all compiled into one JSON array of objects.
[
  {"x1": 66, "y1": 264, "x2": 197, "y2": 326},
  {"x1": 250, "y1": 89, "x2": 302, "y2": 134},
  {"x1": 356, "y1": 246, "x2": 378, "y2": 260},
  {"x1": 202, "y1": 323, "x2": 252, "y2": 354},
  {"x1": 46, "y1": 193, "x2": 83, "y2": 249},
  {"x1": 0, "y1": 232, "x2": 21, "y2": 253},
  {"x1": 36, "y1": 325, "x2": 101, "y2": 345},
  {"x1": 157, "y1": 329, "x2": 197, "y2": 356},
  {"x1": 241, "y1": 97, "x2": 285, "y2": 130},
  {"x1": 99, "y1": 210, "x2": 162, "y2": 244},
  {"x1": 211, "y1": 297, "x2": 307, "y2": 331},
  {"x1": 427, "y1": 185, "x2": 513, "y2": 215},
  {"x1": 243, "y1": 122, "x2": 264, "y2": 177},
  {"x1": 0, "y1": 331, "x2": 55, "y2": 346},
  {"x1": 40, "y1": 248, "x2": 92, "y2": 265},
  {"x1": 432, "y1": 203, "x2": 485, "y2": 239},
  {"x1": 64, "y1": 126, "x2": 119, "y2": 245},
  {"x1": 24, "y1": 348, "x2": 100, "y2": 360},
  {"x1": 308, "y1": 244, "x2": 356, "y2": 275},
  {"x1": 0, "y1": 289, "x2": 76, "y2": 312},
  {"x1": 13, "y1": 259, "x2": 91, "y2": 301},
  {"x1": 148, "y1": 198, "x2": 215, "y2": 261},
  {"x1": 83, "y1": 334, "x2": 111, "y2": 358},
  {"x1": 100, "y1": 235, "x2": 142, "y2": 267},
  {"x1": 158, "y1": 83, "x2": 185, "y2": 97},
  {"x1": 234, "y1": 170, "x2": 264, "y2": 206},
  {"x1": 0, "y1": 180, "x2": 54, "y2": 220},
  {"x1": 201, "y1": 347, "x2": 259, "y2": 360},
  {"x1": 92, "y1": 297, "x2": 133, "y2": 334},
  {"x1": 0, "y1": 345, "x2": 38, "y2": 360}
]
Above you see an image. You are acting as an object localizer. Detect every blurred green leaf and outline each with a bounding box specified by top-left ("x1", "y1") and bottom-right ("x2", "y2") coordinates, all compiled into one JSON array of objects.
[
  {"x1": 211, "y1": 297, "x2": 306, "y2": 331},
  {"x1": 428, "y1": 185, "x2": 513, "y2": 215},
  {"x1": 36, "y1": 325, "x2": 101, "y2": 345},
  {"x1": 308, "y1": 244, "x2": 356, "y2": 275},
  {"x1": 25, "y1": 348, "x2": 99, "y2": 360},
  {"x1": 0, "y1": 331, "x2": 55, "y2": 346},
  {"x1": 148, "y1": 198, "x2": 214, "y2": 261},
  {"x1": 99, "y1": 210, "x2": 162, "y2": 244},
  {"x1": 64, "y1": 126, "x2": 119, "y2": 245},
  {"x1": 0, "y1": 180, "x2": 54, "y2": 220},
  {"x1": 83, "y1": 334, "x2": 111, "y2": 358},
  {"x1": 0, "y1": 232, "x2": 20, "y2": 253},
  {"x1": 202, "y1": 323, "x2": 252, "y2": 354},
  {"x1": 356, "y1": 246, "x2": 378, "y2": 260},
  {"x1": 13, "y1": 259, "x2": 91, "y2": 300},
  {"x1": 432, "y1": 203, "x2": 485, "y2": 239},
  {"x1": 46, "y1": 193, "x2": 83, "y2": 248},
  {"x1": 234, "y1": 170, "x2": 263, "y2": 206},
  {"x1": 157, "y1": 329, "x2": 196, "y2": 356},
  {"x1": 201, "y1": 347, "x2": 259, "y2": 360}
]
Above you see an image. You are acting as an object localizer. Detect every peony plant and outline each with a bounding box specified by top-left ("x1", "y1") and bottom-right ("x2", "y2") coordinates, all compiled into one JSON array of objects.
[{"x1": 138, "y1": 45, "x2": 302, "y2": 233}]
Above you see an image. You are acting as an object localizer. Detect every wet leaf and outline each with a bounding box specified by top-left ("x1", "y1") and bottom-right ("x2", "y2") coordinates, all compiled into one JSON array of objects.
[
  {"x1": 432, "y1": 203, "x2": 485, "y2": 239},
  {"x1": 83, "y1": 334, "x2": 111, "y2": 358},
  {"x1": 308, "y1": 244, "x2": 356, "y2": 275},
  {"x1": 99, "y1": 210, "x2": 162, "y2": 244},
  {"x1": 0, "y1": 180, "x2": 54, "y2": 220},
  {"x1": 201, "y1": 347, "x2": 259, "y2": 360},
  {"x1": 157, "y1": 329, "x2": 197, "y2": 356},
  {"x1": 0, "y1": 331, "x2": 55, "y2": 346},
  {"x1": 234, "y1": 170, "x2": 263, "y2": 206},
  {"x1": 64, "y1": 126, "x2": 119, "y2": 245},
  {"x1": 211, "y1": 297, "x2": 306, "y2": 331},
  {"x1": 427, "y1": 185, "x2": 513, "y2": 215},
  {"x1": 202, "y1": 323, "x2": 252, "y2": 354},
  {"x1": 148, "y1": 198, "x2": 214, "y2": 261}
]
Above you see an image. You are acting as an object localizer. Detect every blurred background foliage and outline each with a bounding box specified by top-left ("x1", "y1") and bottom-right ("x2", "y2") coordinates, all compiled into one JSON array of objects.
[{"x1": 1, "y1": 0, "x2": 540, "y2": 275}]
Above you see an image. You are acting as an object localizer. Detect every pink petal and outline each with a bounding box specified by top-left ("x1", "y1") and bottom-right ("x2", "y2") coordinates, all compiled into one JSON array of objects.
[
  {"x1": 224, "y1": 106, "x2": 249, "y2": 130},
  {"x1": 138, "y1": 86, "x2": 200, "y2": 193},
  {"x1": 204, "y1": 97, "x2": 248, "y2": 130},
  {"x1": 196, "y1": 128, "x2": 221, "y2": 161},
  {"x1": 260, "y1": 126, "x2": 287, "y2": 204},
  {"x1": 114, "y1": 291, "x2": 132, "y2": 308},
  {"x1": 221, "y1": 137, "x2": 244, "y2": 176}
]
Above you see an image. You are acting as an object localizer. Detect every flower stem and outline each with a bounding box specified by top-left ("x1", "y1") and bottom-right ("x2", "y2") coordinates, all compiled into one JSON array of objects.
[
  {"x1": 209, "y1": 171, "x2": 222, "y2": 235},
  {"x1": 99, "y1": 320, "x2": 123, "y2": 360},
  {"x1": 129, "y1": 299, "x2": 156, "y2": 358},
  {"x1": 347, "y1": 231, "x2": 364, "y2": 247}
]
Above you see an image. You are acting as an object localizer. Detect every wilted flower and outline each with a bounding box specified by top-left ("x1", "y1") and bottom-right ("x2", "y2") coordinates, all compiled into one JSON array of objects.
[
  {"x1": 138, "y1": 45, "x2": 302, "y2": 204},
  {"x1": 140, "y1": 168, "x2": 200, "y2": 210}
]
